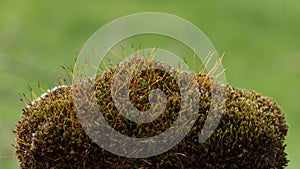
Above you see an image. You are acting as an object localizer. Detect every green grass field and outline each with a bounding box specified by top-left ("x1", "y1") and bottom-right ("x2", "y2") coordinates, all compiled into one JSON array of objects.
[{"x1": 0, "y1": 0, "x2": 299, "y2": 168}]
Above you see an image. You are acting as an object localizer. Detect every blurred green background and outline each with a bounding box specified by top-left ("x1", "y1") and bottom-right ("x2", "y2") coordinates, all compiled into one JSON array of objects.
[{"x1": 0, "y1": 0, "x2": 299, "y2": 168}]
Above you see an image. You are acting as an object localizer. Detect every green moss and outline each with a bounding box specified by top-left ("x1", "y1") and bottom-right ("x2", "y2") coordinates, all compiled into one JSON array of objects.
[{"x1": 15, "y1": 58, "x2": 288, "y2": 169}]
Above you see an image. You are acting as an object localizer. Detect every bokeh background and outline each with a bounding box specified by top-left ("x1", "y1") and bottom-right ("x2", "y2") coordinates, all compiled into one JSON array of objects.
[{"x1": 0, "y1": 0, "x2": 299, "y2": 168}]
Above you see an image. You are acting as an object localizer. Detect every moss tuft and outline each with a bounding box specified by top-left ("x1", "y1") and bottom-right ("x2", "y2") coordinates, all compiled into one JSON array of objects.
[{"x1": 15, "y1": 58, "x2": 288, "y2": 169}]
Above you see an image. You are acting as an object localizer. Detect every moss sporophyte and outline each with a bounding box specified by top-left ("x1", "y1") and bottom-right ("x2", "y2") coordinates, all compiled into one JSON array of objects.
[{"x1": 15, "y1": 55, "x2": 288, "y2": 169}]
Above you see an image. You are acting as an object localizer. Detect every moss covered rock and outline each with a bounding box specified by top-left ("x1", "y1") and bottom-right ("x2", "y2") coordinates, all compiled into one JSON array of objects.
[{"x1": 15, "y1": 59, "x2": 288, "y2": 169}]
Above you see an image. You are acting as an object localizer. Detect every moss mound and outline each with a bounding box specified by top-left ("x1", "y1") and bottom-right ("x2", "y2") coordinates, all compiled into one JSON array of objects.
[{"x1": 15, "y1": 58, "x2": 288, "y2": 169}]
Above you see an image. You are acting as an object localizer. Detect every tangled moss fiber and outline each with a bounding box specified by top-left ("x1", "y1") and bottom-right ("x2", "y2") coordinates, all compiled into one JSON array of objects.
[{"x1": 15, "y1": 59, "x2": 288, "y2": 169}]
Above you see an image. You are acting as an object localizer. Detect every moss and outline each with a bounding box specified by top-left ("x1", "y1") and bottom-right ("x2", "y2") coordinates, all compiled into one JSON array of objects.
[{"x1": 15, "y1": 58, "x2": 288, "y2": 169}]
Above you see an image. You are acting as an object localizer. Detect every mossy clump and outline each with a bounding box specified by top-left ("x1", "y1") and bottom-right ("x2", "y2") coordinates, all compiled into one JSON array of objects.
[{"x1": 15, "y1": 58, "x2": 288, "y2": 169}]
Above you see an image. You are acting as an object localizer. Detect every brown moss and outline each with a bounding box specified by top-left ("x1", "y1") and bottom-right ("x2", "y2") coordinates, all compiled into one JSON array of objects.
[{"x1": 15, "y1": 59, "x2": 288, "y2": 169}]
